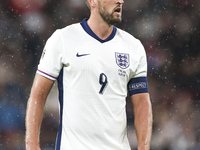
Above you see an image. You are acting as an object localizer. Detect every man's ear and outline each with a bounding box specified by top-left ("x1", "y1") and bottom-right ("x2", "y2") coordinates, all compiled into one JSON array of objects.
[{"x1": 88, "y1": 0, "x2": 97, "y2": 8}]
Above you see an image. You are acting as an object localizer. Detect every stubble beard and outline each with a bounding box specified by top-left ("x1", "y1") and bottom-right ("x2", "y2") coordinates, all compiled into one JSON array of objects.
[{"x1": 98, "y1": 2, "x2": 122, "y2": 25}]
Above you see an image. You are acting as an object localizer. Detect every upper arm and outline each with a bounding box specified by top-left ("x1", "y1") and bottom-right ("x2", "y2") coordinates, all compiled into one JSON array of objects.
[
  {"x1": 29, "y1": 30, "x2": 62, "y2": 106},
  {"x1": 26, "y1": 73, "x2": 54, "y2": 146},
  {"x1": 29, "y1": 73, "x2": 54, "y2": 104},
  {"x1": 134, "y1": 40, "x2": 147, "y2": 78},
  {"x1": 128, "y1": 40, "x2": 148, "y2": 96},
  {"x1": 131, "y1": 93, "x2": 151, "y2": 107},
  {"x1": 37, "y1": 30, "x2": 63, "y2": 80},
  {"x1": 131, "y1": 93, "x2": 152, "y2": 116},
  {"x1": 131, "y1": 93, "x2": 152, "y2": 149}
]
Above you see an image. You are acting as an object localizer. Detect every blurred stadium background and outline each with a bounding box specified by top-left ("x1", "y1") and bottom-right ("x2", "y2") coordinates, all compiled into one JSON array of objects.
[{"x1": 0, "y1": 0, "x2": 200, "y2": 149}]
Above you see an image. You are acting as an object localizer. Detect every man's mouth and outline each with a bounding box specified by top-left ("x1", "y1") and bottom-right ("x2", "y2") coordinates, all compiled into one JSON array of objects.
[{"x1": 114, "y1": 7, "x2": 121, "y2": 14}]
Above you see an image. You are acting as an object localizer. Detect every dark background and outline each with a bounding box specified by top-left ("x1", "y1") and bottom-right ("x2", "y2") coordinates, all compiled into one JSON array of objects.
[{"x1": 0, "y1": 0, "x2": 200, "y2": 149}]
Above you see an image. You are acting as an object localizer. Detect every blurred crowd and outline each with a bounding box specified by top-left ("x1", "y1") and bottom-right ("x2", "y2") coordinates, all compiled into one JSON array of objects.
[{"x1": 0, "y1": 0, "x2": 200, "y2": 149}]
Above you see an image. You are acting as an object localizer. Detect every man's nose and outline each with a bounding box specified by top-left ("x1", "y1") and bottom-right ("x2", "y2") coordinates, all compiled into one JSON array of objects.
[{"x1": 116, "y1": 0, "x2": 124, "y2": 4}]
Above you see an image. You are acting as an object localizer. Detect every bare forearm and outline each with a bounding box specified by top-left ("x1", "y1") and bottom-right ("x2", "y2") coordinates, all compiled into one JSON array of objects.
[{"x1": 25, "y1": 97, "x2": 45, "y2": 149}]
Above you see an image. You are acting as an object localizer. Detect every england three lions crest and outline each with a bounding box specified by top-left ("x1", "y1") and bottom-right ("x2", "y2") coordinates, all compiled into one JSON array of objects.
[{"x1": 115, "y1": 52, "x2": 130, "y2": 69}]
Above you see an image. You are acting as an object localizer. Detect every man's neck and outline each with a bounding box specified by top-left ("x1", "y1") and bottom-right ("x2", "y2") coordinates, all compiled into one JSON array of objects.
[{"x1": 87, "y1": 15, "x2": 114, "y2": 40}]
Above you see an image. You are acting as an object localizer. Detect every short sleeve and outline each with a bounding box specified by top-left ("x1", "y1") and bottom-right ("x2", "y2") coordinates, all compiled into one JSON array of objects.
[
  {"x1": 134, "y1": 41, "x2": 147, "y2": 78},
  {"x1": 37, "y1": 30, "x2": 63, "y2": 80},
  {"x1": 128, "y1": 41, "x2": 149, "y2": 96}
]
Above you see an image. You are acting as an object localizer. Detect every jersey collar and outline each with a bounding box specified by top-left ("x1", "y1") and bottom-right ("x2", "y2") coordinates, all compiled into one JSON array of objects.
[{"x1": 80, "y1": 18, "x2": 117, "y2": 43}]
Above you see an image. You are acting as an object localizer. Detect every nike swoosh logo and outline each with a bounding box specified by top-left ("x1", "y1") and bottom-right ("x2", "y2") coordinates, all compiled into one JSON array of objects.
[{"x1": 76, "y1": 53, "x2": 90, "y2": 57}]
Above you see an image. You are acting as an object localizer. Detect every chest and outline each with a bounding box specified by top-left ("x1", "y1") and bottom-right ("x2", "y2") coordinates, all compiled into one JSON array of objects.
[{"x1": 62, "y1": 40, "x2": 139, "y2": 83}]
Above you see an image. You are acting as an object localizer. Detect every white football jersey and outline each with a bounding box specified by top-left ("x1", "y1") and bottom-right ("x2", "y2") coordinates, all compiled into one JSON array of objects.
[{"x1": 37, "y1": 19, "x2": 148, "y2": 150}]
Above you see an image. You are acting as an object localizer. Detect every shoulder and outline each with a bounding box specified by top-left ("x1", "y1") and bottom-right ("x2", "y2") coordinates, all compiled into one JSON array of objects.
[
  {"x1": 47, "y1": 22, "x2": 82, "y2": 42},
  {"x1": 57, "y1": 22, "x2": 82, "y2": 35},
  {"x1": 116, "y1": 28, "x2": 144, "y2": 51},
  {"x1": 116, "y1": 28, "x2": 142, "y2": 45},
  {"x1": 49, "y1": 22, "x2": 84, "y2": 42}
]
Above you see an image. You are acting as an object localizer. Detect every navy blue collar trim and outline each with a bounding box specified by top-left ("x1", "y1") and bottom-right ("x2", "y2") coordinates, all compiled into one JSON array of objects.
[{"x1": 80, "y1": 18, "x2": 117, "y2": 43}]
